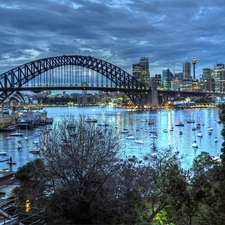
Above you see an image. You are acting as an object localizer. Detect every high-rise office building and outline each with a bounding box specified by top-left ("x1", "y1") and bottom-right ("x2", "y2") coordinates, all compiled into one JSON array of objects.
[
  {"x1": 132, "y1": 57, "x2": 150, "y2": 81},
  {"x1": 132, "y1": 63, "x2": 142, "y2": 80},
  {"x1": 202, "y1": 68, "x2": 212, "y2": 80},
  {"x1": 162, "y1": 68, "x2": 171, "y2": 90},
  {"x1": 182, "y1": 62, "x2": 191, "y2": 80},
  {"x1": 139, "y1": 57, "x2": 150, "y2": 80},
  {"x1": 212, "y1": 63, "x2": 225, "y2": 93}
]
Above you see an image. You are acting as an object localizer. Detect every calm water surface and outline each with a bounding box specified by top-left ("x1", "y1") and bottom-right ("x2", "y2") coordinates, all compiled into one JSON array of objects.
[{"x1": 0, "y1": 106, "x2": 223, "y2": 171}]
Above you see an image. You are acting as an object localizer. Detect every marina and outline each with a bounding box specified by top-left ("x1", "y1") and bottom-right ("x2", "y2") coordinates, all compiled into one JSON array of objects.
[{"x1": 0, "y1": 105, "x2": 223, "y2": 171}]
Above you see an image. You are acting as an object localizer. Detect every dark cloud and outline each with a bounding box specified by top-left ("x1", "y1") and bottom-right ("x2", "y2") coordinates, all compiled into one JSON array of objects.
[{"x1": 0, "y1": 0, "x2": 225, "y2": 78}]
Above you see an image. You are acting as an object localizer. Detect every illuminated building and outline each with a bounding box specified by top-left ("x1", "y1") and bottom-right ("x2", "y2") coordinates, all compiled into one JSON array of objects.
[
  {"x1": 132, "y1": 57, "x2": 150, "y2": 82},
  {"x1": 162, "y1": 68, "x2": 171, "y2": 90},
  {"x1": 212, "y1": 64, "x2": 225, "y2": 93},
  {"x1": 182, "y1": 62, "x2": 191, "y2": 80}
]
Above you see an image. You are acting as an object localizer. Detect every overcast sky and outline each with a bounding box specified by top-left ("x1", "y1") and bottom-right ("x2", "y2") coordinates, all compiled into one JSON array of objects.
[{"x1": 1, "y1": 0, "x2": 225, "y2": 79}]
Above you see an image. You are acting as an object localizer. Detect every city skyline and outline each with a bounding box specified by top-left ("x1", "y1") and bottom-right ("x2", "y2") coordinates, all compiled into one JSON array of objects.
[{"x1": 1, "y1": 0, "x2": 225, "y2": 78}]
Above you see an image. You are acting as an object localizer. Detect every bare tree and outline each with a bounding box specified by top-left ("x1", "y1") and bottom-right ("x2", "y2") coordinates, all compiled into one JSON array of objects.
[{"x1": 33, "y1": 116, "x2": 124, "y2": 223}]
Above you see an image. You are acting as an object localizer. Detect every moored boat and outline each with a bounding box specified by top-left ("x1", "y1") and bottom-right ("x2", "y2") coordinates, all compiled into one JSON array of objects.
[
  {"x1": 29, "y1": 148, "x2": 40, "y2": 154},
  {"x1": 134, "y1": 139, "x2": 143, "y2": 144},
  {"x1": 0, "y1": 151, "x2": 7, "y2": 156},
  {"x1": 10, "y1": 132, "x2": 23, "y2": 137},
  {"x1": 192, "y1": 141, "x2": 198, "y2": 148},
  {"x1": 175, "y1": 122, "x2": 184, "y2": 127},
  {"x1": 126, "y1": 134, "x2": 135, "y2": 140}
]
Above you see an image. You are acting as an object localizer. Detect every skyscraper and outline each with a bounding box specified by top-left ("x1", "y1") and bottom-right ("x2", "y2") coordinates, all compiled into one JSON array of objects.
[
  {"x1": 212, "y1": 63, "x2": 225, "y2": 93},
  {"x1": 162, "y1": 68, "x2": 171, "y2": 90},
  {"x1": 132, "y1": 57, "x2": 150, "y2": 81},
  {"x1": 182, "y1": 62, "x2": 191, "y2": 80},
  {"x1": 139, "y1": 57, "x2": 150, "y2": 80}
]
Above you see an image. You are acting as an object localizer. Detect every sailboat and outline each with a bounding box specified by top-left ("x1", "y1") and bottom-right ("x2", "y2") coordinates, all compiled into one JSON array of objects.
[
  {"x1": 17, "y1": 140, "x2": 22, "y2": 149},
  {"x1": 24, "y1": 125, "x2": 29, "y2": 140}
]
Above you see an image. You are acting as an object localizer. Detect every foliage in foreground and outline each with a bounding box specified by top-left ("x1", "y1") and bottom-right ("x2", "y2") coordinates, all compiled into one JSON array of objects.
[{"x1": 13, "y1": 110, "x2": 225, "y2": 224}]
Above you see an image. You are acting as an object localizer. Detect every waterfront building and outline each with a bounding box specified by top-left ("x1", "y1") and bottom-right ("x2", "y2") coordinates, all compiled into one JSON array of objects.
[{"x1": 182, "y1": 62, "x2": 191, "y2": 80}]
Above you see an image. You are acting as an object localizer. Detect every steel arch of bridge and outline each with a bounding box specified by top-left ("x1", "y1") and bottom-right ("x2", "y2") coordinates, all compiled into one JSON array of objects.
[{"x1": 0, "y1": 55, "x2": 149, "y2": 107}]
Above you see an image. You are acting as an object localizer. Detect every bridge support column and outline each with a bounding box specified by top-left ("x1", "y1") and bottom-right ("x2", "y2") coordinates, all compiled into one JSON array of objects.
[{"x1": 143, "y1": 89, "x2": 158, "y2": 109}]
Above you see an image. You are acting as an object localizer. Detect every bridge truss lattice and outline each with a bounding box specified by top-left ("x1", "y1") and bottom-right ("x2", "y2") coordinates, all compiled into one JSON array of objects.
[{"x1": 0, "y1": 55, "x2": 149, "y2": 107}]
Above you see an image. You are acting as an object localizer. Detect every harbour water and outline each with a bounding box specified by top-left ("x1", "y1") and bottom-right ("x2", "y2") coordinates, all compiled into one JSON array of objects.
[{"x1": 0, "y1": 106, "x2": 223, "y2": 171}]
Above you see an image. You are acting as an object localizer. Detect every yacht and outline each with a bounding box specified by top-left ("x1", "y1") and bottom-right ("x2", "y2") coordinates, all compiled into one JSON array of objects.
[
  {"x1": 10, "y1": 132, "x2": 24, "y2": 137},
  {"x1": 126, "y1": 134, "x2": 135, "y2": 140},
  {"x1": 214, "y1": 137, "x2": 218, "y2": 142},
  {"x1": 30, "y1": 148, "x2": 40, "y2": 154},
  {"x1": 150, "y1": 133, "x2": 157, "y2": 138},
  {"x1": 134, "y1": 139, "x2": 143, "y2": 144},
  {"x1": 17, "y1": 140, "x2": 22, "y2": 149},
  {"x1": 175, "y1": 122, "x2": 184, "y2": 127},
  {"x1": 192, "y1": 141, "x2": 198, "y2": 148},
  {"x1": 0, "y1": 151, "x2": 7, "y2": 156}
]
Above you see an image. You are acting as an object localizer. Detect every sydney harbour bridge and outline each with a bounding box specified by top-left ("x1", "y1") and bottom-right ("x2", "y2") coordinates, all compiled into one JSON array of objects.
[
  {"x1": 0, "y1": 55, "x2": 208, "y2": 109},
  {"x1": 0, "y1": 55, "x2": 157, "y2": 108}
]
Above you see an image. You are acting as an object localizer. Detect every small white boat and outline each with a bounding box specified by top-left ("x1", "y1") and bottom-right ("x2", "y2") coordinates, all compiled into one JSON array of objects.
[
  {"x1": 192, "y1": 141, "x2": 198, "y2": 148},
  {"x1": 134, "y1": 139, "x2": 143, "y2": 144},
  {"x1": 208, "y1": 130, "x2": 212, "y2": 135},
  {"x1": 10, "y1": 132, "x2": 23, "y2": 137},
  {"x1": 17, "y1": 140, "x2": 22, "y2": 149},
  {"x1": 163, "y1": 129, "x2": 168, "y2": 133},
  {"x1": 17, "y1": 143, "x2": 22, "y2": 149},
  {"x1": 33, "y1": 140, "x2": 38, "y2": 144},
  {"x1": 150, "y1": 133, "x2": 157, "y2": 138},
  {"x1": 207, "y1": 127, "x2": 213, "y2": 131},
  {"x1": 126, "y1": 134, "x2": 135, "y2": 140},
  {"x1": 24, "y1": 136, "x2": 29, "y2": 140},
  {"x1": 214, "y1": 137, "x2": 218, "y2": 142},
  {"x1": 197, "y1": 131, "x2": 203, "y2": 137},
  {"x1": 174, "y1": 148, "x2": 179, "y2": 154},
  {"x1": 0, "y1": 151, "x2": 7, "y2": 156}
]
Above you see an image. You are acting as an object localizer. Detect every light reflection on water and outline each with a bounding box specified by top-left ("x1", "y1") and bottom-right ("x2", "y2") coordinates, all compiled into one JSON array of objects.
[{"x1": 0, "y1": 106, "x2": 223, "y2": 171}]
